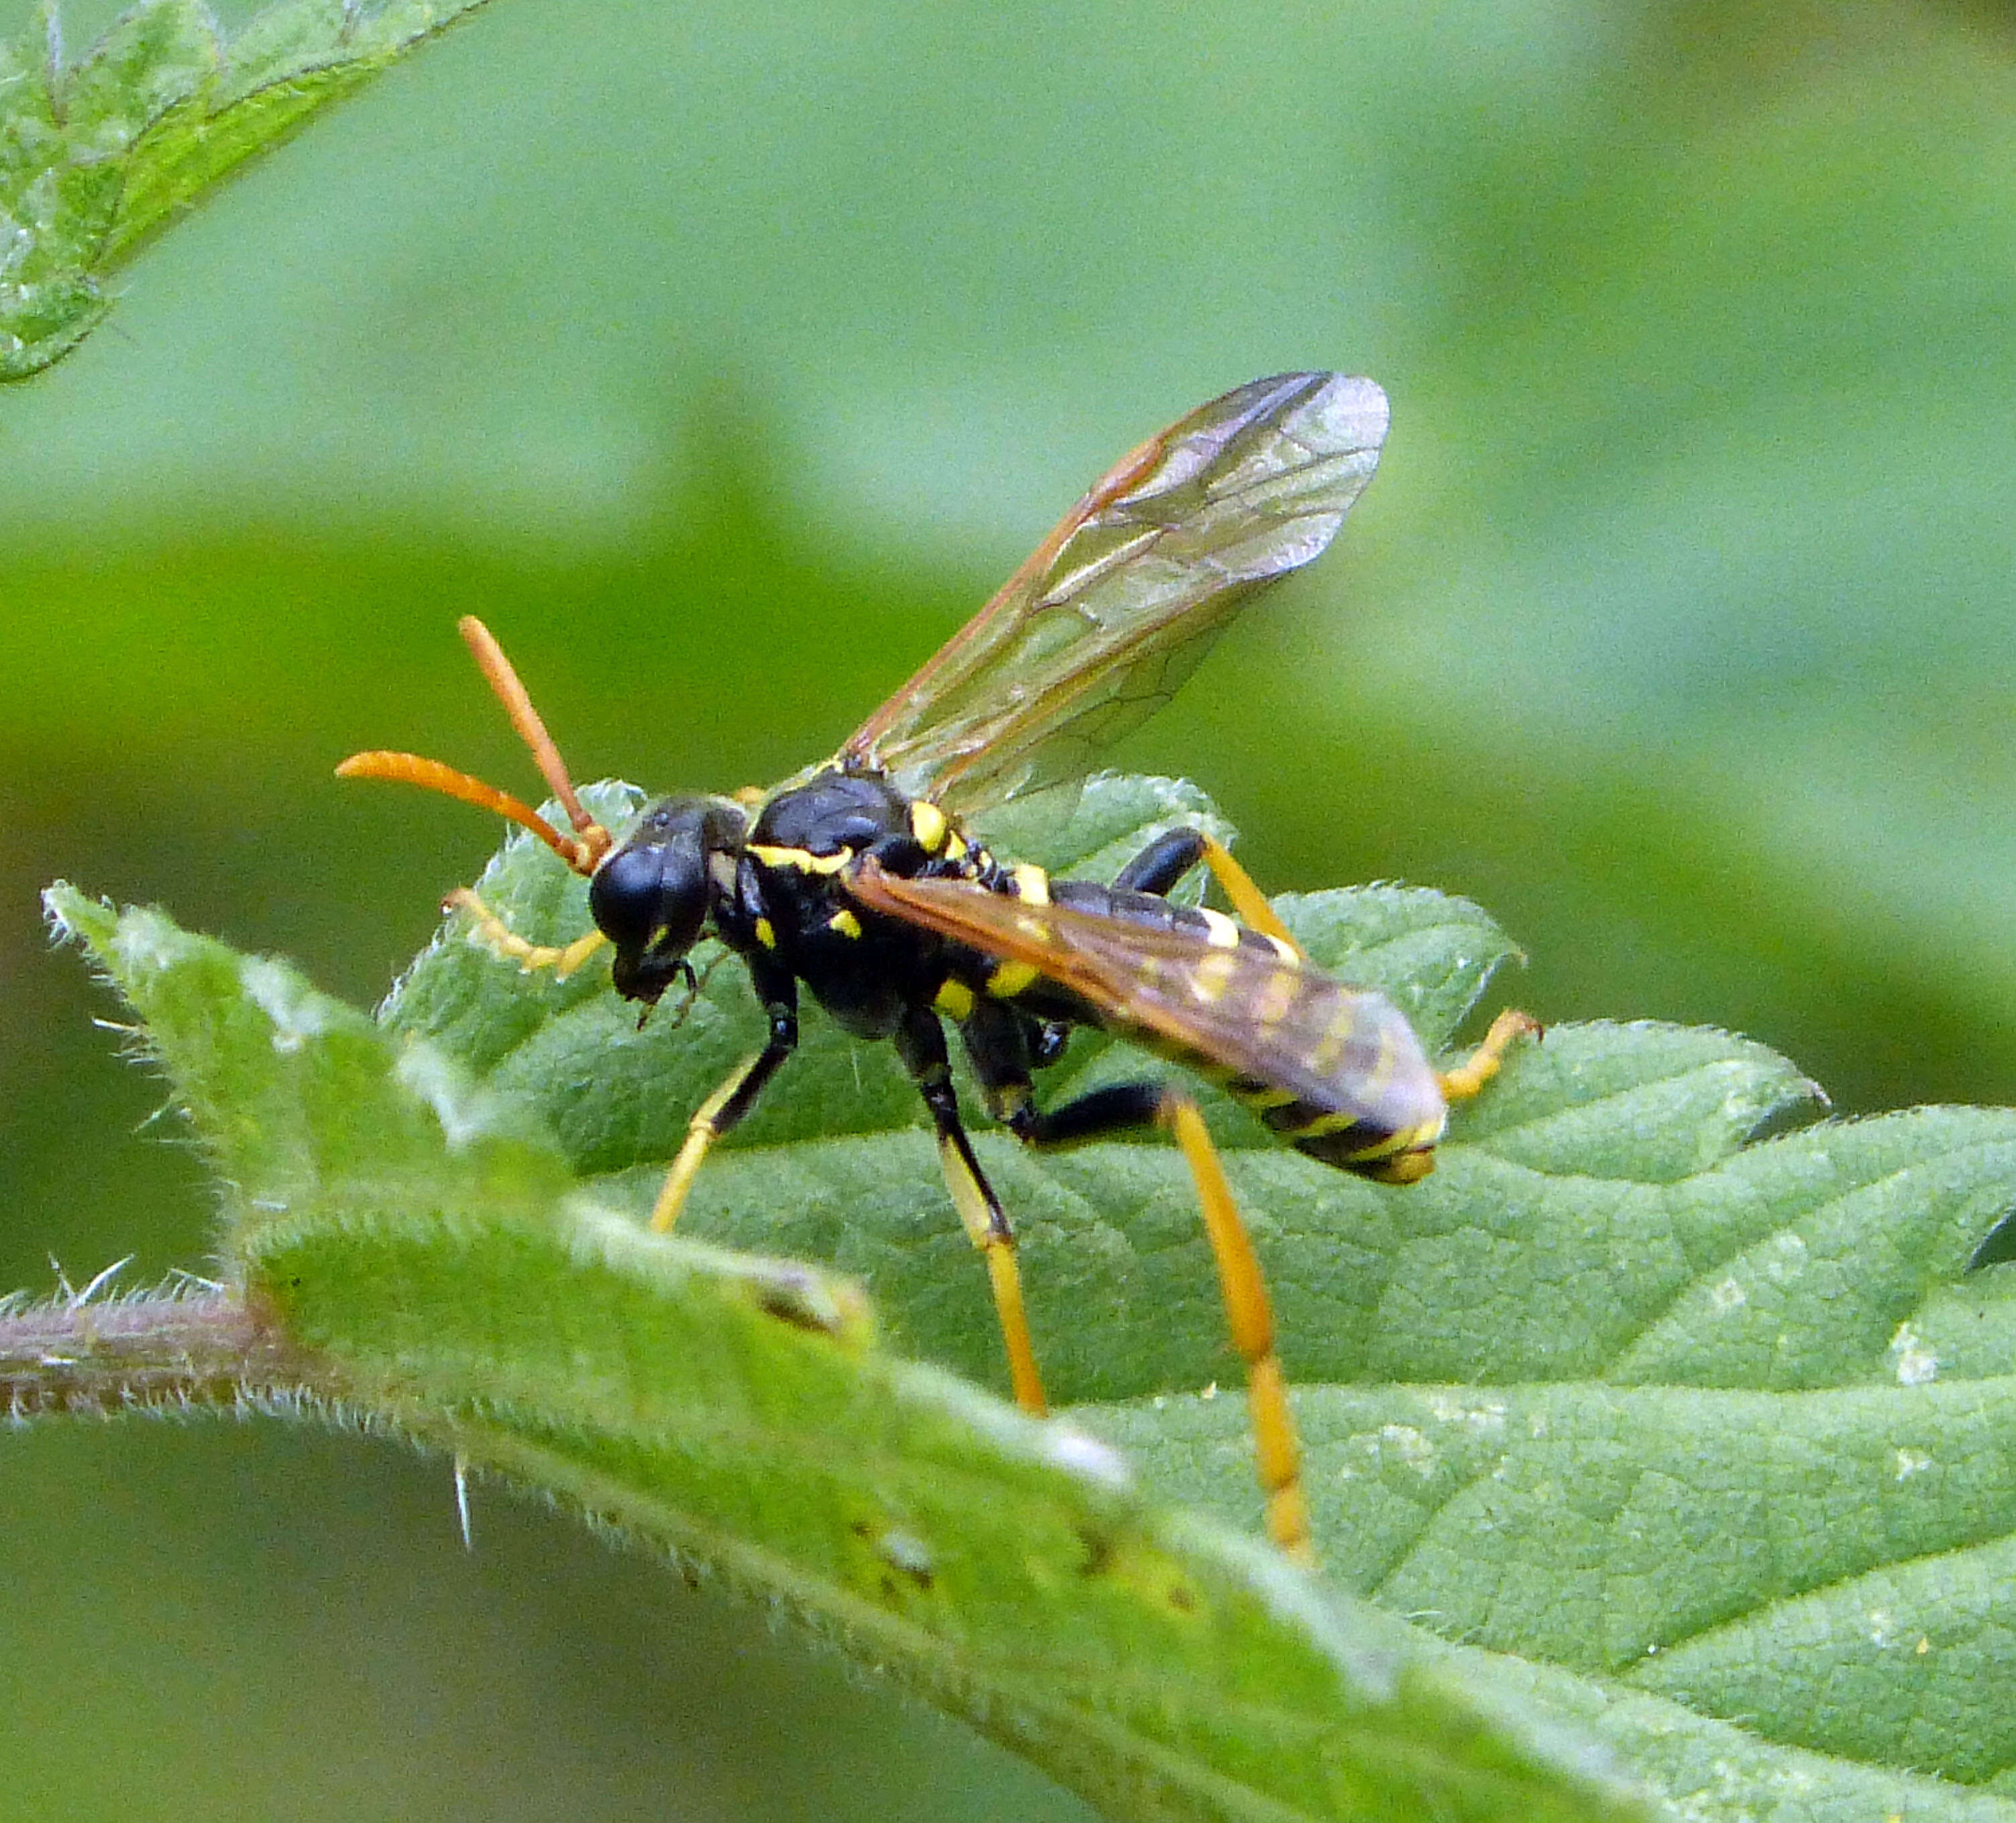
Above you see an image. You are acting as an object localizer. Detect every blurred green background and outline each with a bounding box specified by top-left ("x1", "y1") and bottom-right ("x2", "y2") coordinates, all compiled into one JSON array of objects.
[{"x1": 7, "y1": 0, "x2": 2016, "y2": 1814}]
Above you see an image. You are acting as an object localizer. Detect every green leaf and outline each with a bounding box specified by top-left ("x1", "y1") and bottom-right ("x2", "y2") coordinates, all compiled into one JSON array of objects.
[
  {"x1": 34, "y1": 764, "x2": 2016, "y2": 1818},
  {"x1": 1095, "y1": 1376, "x2": 2016, "y2": 1783},
  {"x1": 38, "y1": 861, "x2": 1640, "y2": 1823},
  {"x1": 0, "y1": 0, "x2": 494, "y2": 380}
]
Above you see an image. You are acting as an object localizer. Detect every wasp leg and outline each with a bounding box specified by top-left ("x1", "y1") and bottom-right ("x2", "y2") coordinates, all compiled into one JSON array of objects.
[
  {"x1": 1439, "y1": 1007, "x2": 1543, "y2": 1103},
  {"x1": 443, "y1": 887, "x2": 609, "y2": 979},
  {"x1": 895, "y1": 1010, "x2": 1047, "y2": 1415},
  {"x1": 961, "y1": 998, "x2": 1310, "y2": 1561},
  {"x1": 649, "y1": 978, "x2": 799, "y2": 1234},
  {"x1": 1110, "y1": 828, "x2": 1300, "y2": 956},
  {"x1": 1157, "y1": 1094, "x2": 1312, "y2": 1562},
  {"x1": 1109, "y1": 826, "x2": 1209, "y2": 895},
  {"x1": 1023, "y1": 1085, "x2": 1309, "y2": 1562}
]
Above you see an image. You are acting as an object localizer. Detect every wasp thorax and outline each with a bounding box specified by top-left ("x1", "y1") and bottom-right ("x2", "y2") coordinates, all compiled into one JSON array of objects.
[{"x1": 591, "y1": 796, "x2": 746, "y2": 1004}]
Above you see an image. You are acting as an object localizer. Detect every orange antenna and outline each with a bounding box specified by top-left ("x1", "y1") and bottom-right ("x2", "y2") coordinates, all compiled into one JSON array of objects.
[
  {"x1": 335, "y1": 618, "x2": 612, "y2": 877},
  {"x1": 455, "y1": 617, "x2": 604, "y2": 850}
]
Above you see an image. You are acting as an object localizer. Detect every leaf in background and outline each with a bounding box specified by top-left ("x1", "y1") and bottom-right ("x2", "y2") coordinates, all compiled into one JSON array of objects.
[{"x1": 0, "y1": 0, "x2": 494, "y2": 379}]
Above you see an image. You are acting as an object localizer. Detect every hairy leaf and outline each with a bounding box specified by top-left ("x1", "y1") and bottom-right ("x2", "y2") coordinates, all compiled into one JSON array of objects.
[
  {"x1": 38, "y1": 855, "x2": 1639, "y2": 1823},
  {"x1": 30, "y1": 768, "x2": 2016, "y2": 1818}
]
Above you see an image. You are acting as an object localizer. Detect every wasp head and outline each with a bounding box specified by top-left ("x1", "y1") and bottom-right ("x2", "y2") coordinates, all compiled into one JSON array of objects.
[{"x1": 590, "y1": 796, "x2": 747, "y2": 1005}]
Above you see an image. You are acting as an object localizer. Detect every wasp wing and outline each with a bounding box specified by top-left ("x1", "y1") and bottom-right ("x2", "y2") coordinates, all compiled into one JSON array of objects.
[
  {"x1": 847, "y1": 864, "x2": 1438, "y2": 1126},
  {"x1": 840, "y1": 372, "x2": 1389, "y2": 819}
]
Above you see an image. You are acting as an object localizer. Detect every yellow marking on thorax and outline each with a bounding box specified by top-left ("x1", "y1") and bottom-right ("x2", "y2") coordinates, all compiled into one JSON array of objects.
[
  {"x1": 934, "y1": 977, "x2": 976, "y2": 1021},
  {"x1": 943, "y1": 829, "x2": 969, "y2": 863},
  {"x1": 989, "y1": 959, "x2": 1041, "y2": 999},
  {"x1": 748, "y1": 842, "x2": 854, "y2": 876},
  {"x1": 754, "y1": 916, "x2": 777, "y2": 950},
  {"x1": 909, "y1": 800, "x2": 948, "y2": 852},
  {"x1": 1011, "y1": 863, "x2": 1050, "y2": 905},
  {"x1": 828, "y1": 907, "x2": 862, "y2": 939},
  {"x1": 1197, "y1": 907, "x2": 1241, "y2": 948},
  {"x1": 1262, "y1": 933, "x2": 1298, "y2": 962}
]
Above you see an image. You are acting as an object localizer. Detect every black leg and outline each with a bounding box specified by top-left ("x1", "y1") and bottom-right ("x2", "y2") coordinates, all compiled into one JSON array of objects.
[
  {"x1": 649, "y1": 968, "x2": 798, "y2": 1233},
  {"x1": 960, "y1": 1003, "x2": 1313, "y2": 1561},
  {"x1": 1109, "y1": 826, "x2": 1299, "y2": 952},
  {"x1": 894, "y1": 1009, "x2": 1046, "y2": 1414},
  {"x1": 1111, "y1": 827, "x2": 1209, "y2": 897}
]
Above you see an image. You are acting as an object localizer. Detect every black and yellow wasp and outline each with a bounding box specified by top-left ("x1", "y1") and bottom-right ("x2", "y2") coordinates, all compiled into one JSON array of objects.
[{"x1": 340, "y1": 372, "x2": 1530, "y2": 1559}]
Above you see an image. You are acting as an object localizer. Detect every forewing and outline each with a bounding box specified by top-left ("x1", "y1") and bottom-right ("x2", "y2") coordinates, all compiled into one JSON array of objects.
[
  {"x1": 847, "y1": 866, "x2": 1416, "y2": 1117},
  {"x1": 841, "y1": 372, "x2": 1390, "y2": 818}
]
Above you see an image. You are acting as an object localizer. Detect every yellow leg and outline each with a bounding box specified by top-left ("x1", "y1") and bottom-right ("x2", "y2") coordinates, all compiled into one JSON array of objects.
[
  {"x1": 1439, "y1": 1007, "x2": 1542, "y2": 1103},
  {"x1": 936, "y1": 1136, "x2": 1048, "y2": 1414},
  {"x1": 445, "y1": 887, "x2": 608, "y2": 979},
  {"x1": 1197, "y1": 836, "x2": 1302, "y2": 956},
  {"x1": 1159, "y1": 1096, "x2": 1313, "y2": 1564},
  {"x1": 649, "y1": 1056, "x2": 759, "y2": 1233}
]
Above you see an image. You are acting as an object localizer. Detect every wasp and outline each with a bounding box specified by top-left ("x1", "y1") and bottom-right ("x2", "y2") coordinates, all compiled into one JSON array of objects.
[{"x1": 339, "y1": 372, "x2": 1532, "y2": 1560}]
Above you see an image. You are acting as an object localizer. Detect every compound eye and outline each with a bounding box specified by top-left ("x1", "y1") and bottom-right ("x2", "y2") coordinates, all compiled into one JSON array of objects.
[
  {"x1": 649, "y1": 854, "x2": 710, "y2": 958},
  {"x1": 590, "y1": 843, "x2": 668, "y2": 950}
]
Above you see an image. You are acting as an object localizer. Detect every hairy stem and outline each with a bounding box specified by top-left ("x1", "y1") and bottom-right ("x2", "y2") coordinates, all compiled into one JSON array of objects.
[{"x1": 1, "y1": 1289, "x2": 306, "y2": 1421}]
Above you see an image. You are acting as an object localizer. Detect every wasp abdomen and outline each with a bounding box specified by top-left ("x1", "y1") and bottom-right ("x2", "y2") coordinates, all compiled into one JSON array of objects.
[
  {"x1": 1048, "y1": 877, "x2": 1297, "y2": 956},
  {"x1": 954, "y1": 872, "x2": 1447, "y2": 1182}
]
